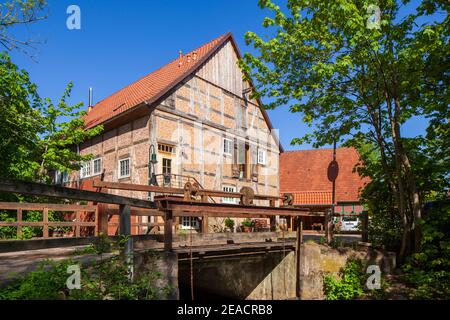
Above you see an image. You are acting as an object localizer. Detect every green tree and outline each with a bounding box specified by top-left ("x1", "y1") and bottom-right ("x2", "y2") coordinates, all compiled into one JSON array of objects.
[
  {"x1": 0, "y1": 52, "x2": 103, "y2": 238},
  {"x1": 241, "y1": 0, "x2": 449, "y2": 261},
  {"x1": 0, "y1": 52, "x2": 103, "y2": 183}
]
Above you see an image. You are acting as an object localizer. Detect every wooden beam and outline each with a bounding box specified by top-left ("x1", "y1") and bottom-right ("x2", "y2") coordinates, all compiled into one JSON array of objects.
[
  {"x1": 16, "y1": 209, "x2": 22, "y2": 238},
  {"x1": 164, "y1": 200, "x2": 311, "y2": 217},
  {"x1": 0, "y1": 202, "x2": 97, "y2": 211},
  {"x1": 362, "y1": 212, "x2": 369, "y2": 242},
  {"x1": 119, "y1": 204, "x2": 133, "y2": 280},
  {"x1": 43, "y1": 208, "x2": 49, "y2": 238},
  {"x1": 296, "y1": 217, "x2": 303, "y2": 298},
  {"x1": 164, "y1": 210, "x2": 173, "y2": 251},
  {"x1": 0, "y1": 179, "x2": 156, "y2": 209},
  {"x1": 94, "y1": 180, "x2": 281, "y2": 201},
  {"x1": 103, "y1": 207, "x2": 163, "y2": 217},
  {"x1": 94, "y1": 180, "x2": 183, "y2": 194}
]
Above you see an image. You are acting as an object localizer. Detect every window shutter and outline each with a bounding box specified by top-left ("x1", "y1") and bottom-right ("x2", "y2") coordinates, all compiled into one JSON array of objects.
[{"x1": 232, "y1": 138, "x2": 239, "y2": 178}]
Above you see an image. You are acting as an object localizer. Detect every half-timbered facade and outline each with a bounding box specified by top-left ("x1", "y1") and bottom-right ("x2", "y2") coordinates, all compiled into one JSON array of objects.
[{"x1": 63, "y1": 33, "x2": 282, "y2": 234}]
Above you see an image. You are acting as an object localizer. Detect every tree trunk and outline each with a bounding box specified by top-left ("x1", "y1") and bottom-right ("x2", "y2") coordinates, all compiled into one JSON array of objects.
[
  {"x1": 393, "y1": 97, "x2": 422, "y2": 252},
  {"x1": 385, "y1": 94, "x2": 411, "y2": 262}
]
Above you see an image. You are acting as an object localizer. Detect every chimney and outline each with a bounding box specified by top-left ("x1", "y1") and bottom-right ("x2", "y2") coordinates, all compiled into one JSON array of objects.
[
  {"x1": 192, "y1": 51, "x2": 198, "y2": 61},
  {"x1": 187, "y1": 54, "x2": 191, "y2": 64},
  {"x1": 178, "y1": 50, "x2": 183, "y2": 67},
  {"x1": 88, "y1": 87, "x2": 93, "y2": 113}
]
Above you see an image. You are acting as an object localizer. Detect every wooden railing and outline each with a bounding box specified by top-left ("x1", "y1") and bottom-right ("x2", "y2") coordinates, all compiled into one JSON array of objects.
[{"x1": 0, "y1": 202, "x2": 98, "y2": 239}]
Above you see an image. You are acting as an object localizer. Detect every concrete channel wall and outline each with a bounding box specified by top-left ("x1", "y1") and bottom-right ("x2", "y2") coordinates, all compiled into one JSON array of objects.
[{"x1": 177, "y1": 242, "x2": 396, "y2": 300}]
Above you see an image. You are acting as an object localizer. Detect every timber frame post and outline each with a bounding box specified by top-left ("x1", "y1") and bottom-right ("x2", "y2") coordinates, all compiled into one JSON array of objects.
[{"x1": 119, "y1": 204, "x2": 133, "y2": 280}]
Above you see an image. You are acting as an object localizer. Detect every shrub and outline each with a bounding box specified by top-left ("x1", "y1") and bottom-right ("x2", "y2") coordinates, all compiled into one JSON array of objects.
[
  {"x1": 402, "y1": 200, "x2": 450, "y2": 299},
  {"x1": 224, "y1": 218, "x2": 235, "y2": 231},
  {"x1": 323, "y1": 259, "x2": 365, "y2": 300}
]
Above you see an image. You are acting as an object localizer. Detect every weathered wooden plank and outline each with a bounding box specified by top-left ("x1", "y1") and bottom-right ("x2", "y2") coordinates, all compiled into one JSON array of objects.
[
  {"x1": 165, "y1": 201, "x2": 311, "y2": 217},
  {"x1": 103, "y1": 207, "x2": 163, "y2": 217},
  {"x1": 0, "y1": 179, "x2": 155, "y2": 209},
  {"x1": 0, "y1": 202, "x2": 97, "y2": 211},
  {"x1": 164, "y1": 210, "x2": 173, "y2": 251},
  {"x1": 75, "y1": 211, "x2": 81, "y2": 237},
  {"x1": 296, "y1": 217, "x2": 303, "y2": 298},
  {"x1": 0, "y1": 222, "x2": 96, "y2": 227},
  {"x1": 43, "y1": 208, "x2": 49, "y2": 238},
  {"x1": 94, "y1": 180, "x2": 281, "y2": 201},
  {"x1": 16, "y1": 209, "x2": 22, "y2": 238}
]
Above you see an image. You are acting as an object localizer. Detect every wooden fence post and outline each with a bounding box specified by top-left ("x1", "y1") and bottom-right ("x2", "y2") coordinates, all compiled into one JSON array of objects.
[
  {"x1": 296, "y1": 217, "x2": 303, "y2": 299},
  {"x1": 119, "y1": 204, "x2": 133, "y2": 280},
  {"x1": 362, "y1": 212, "x2": 369, "y2": 242},
  {"x1": 43, "y1": 208, "x2": 49, "y2": 238},
  {"x1": 202, "y1": 214, "x2": 209, "y2": 233},
  {"x1": 99, "y1": 204, "x2": 108, "y2": 235},
  {"x1": 17, "y1": 208, "x2": 22, "y2": 238},
  {"x1": 164, "y1": 210, "x2": 173, "y2": 251},
  {"x1": 75, "y1": 210, "x2": 81, "y2": 238}
]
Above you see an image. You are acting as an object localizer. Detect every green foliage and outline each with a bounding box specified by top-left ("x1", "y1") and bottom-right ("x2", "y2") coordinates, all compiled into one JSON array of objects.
[
  {"x1": 224, "y1": 217, "x2": 235, "y2": 231},
  {"x1": 0, "y1": 259, "x2": 76, "y2": 300},
  {"x1": 241, "y1": 0, "x2": 449, "y2": 259},
  {"x1": 403, "y1": 201, "x2": 450, "y2": 299},
  {"x1": 241, "y1": 218, "x2": 253, "y2": 228},
  {"x1": 0, "y1": 52, "x2": 103, "y2": 184},
  {"x1": 0, "y1": 52, "x2": 103, "y2": 239},
  {"x1": 323, "y1": 259, "x2": 365, "y2": 300},
  {"x1": 0, "y1": 238, "x2": 169, "y2": 300}
]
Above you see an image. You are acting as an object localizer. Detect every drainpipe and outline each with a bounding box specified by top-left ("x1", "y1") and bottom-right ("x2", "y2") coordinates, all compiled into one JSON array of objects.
[{"x1": 77, "y1": 143, "x2": 80, "y2": 190}]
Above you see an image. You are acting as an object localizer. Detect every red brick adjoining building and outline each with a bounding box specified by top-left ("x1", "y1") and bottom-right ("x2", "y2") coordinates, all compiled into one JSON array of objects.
[{"x1": 280, "y1": 147, "x2": 369, "y2": 231}]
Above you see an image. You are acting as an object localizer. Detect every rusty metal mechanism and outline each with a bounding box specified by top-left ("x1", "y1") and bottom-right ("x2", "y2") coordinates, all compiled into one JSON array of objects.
[
  {"x1": 240, "y1": 186, "x2": 255, "y2": 206},
  {"x1": 283, "y1": 193, "x2": 294, "y2": 206},
  {"x1": 184, "y1": 181, "x2": 200, "y2": 201}
]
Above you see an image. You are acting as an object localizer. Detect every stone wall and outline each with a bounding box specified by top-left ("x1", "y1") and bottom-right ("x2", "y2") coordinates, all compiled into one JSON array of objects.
[{"x1": 134, "y1": 250, "x2": 179, "y2": 300}]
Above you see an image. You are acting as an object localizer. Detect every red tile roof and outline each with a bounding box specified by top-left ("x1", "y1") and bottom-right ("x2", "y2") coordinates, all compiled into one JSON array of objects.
[
  {"x1": 83, "y1": 33, "x2": 231, "y2": 129},
  {"x1": 280, "y1": 148, "x2": 369, "y2": 205}
]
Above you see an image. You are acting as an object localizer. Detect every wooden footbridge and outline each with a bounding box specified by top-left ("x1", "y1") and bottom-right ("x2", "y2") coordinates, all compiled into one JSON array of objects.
[{"x1": 0, "y1": 178, "x2": 367, "y2": 298}]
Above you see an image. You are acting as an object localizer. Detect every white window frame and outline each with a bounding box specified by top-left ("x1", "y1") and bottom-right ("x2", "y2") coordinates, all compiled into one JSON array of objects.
[
  {"x1": 80, "y1": 161, "x2": 91, "y2": 179},
  {"x1": 118, "y1": 158, "x2": 131, "y2": 179},
  {"x1": 93, "y1": 157, "x2": 102, "y2": 175},
  {"x1": 223, "y1": 138, "x2": 233, "y2": 156},
  {"x1": 222, "y1": 185, "x2": 237, "y2": 204},
  {"x1": 181, "y1": 217, "x2": 200, "y2": 230},
  {"x1": 257, "y1": 149, "x2": 266, "y2": 165}
]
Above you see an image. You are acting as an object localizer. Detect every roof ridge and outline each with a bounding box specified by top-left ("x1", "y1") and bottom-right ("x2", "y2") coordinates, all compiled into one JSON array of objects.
[
  {"x1": 92, "y1": 32, "x2": 230, "y2": 108},
  {"x1": 282, "y1": 147, "x2": 354, "y2": 153}
]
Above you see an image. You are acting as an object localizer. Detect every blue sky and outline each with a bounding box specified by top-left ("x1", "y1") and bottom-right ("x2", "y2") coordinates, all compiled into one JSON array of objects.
[{"x1": 9, "y1": 0, "x2": 430, "y2": 151}]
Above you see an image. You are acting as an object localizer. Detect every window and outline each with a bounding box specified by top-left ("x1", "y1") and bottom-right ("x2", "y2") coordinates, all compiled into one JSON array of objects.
[
  {"x1": 257, "y1": 149, "x2": 266, "y2": 165},
  {"x1": 62, "y1": 172, "x2": 69, "y2": 183},
  {"x1": 81, "y1": 161, "x2": 91, "y2": 179},
  {"x1": 55, "y1": 171, "x2": 69, "y2": 184},
  {"x1": 223, "y1": 138, "x2": 232, "y2": 156},
  {"x1": 80, "y1": 157, "x2": 102, "y2": 179},
  {"x1": 222, "y1": 186, "x2": 237, "y2": 204},
  {"x1": 158, "y1": 143, "x2": 175, "y2": 154},
  {"x1": 232, "y1": 139, "x2": 249, "y2": 179},
  {"x1": 93, "y1": 158, "x2": 102, "y2": 175},
  {"x1": 162, "y1": 158, "x2": 172, "y2": 175},
  {"x1": 118, "y1": 158, "x2": 130, "y2": 178},
  {"x1": 181, "y1": 217, "x2": 200, "y2": 230}
]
